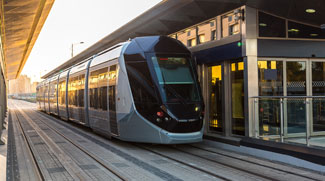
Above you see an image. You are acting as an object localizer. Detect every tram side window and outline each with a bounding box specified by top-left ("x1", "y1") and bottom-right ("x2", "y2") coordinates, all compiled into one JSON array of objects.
[
  {"x1": 53, "y1": 81, "x2": 57, "y2": 104},
  {"x1": 126, "y1": 62, "x2": 158, "y2": 104},
  {"x1": 69, "y1": 77, "x2": 77, "y2": 106},
  {"x1": 78, "y1": 74, "x2": 85, "y2": 107},
  {"x1": 59, "y1": 81, "x2": 66, "y2": 105},
  {"x1": 100, "y1": 87, "x2": 107, "y2": 110},
  {"x1": 89, "y1": 70, "x2": 99, "y2": 109},
  {"x1": 98, "y1": 67, "x2": 108, "y2": 111},
  {"x1": 108, "y1": 65, "x2": 117, "y2": 112}
]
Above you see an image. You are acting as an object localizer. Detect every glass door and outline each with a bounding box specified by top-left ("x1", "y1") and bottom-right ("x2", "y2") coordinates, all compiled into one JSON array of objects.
[
  {"x1": 208, "y1": 64, "x2": 224, "y2": 133},
  {"x1": 285, "y1": 61, "x2": 307, "y2": 134},
  {"x1": 230, "y1": 61, "x2": 245, "y2": 136},
  {"x1": 311, "y1": 61, "x2": 325, "y2": 135}
]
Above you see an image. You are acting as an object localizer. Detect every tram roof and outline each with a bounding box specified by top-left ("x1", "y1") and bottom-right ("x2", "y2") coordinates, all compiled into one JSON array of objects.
[
  {"x1": 1, "y1": 0, "x2": 55, "y2": 80},
  {"x1": 42, "y1": 0, "x2": 325, "y2": 78}
]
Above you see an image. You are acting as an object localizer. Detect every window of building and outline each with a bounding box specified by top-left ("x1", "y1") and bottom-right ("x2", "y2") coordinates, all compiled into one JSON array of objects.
[
  {"x1": 288, "y1": 21, "x2": 325, "y2": 39},
  {"x1": 258, "y1": 12, "x2": 286, "y2": 38},
  {"x1": 198, "y1": 34, "x2": 205, "y2": 44},
  {"x1": 187, "y1": 38, "x2": 196, "y2": 47},
  {"x1": 211, "y1": 30, "x2": 216, "y2": 41},
  {"x1": 229, "y1": 24, "x2": 240, "y2": 35},
  {"x1": 222, "y1": 13, "x2": 240, "y2": 38}
]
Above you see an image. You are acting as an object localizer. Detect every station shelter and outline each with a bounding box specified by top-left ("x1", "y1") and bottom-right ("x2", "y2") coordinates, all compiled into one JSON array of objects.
[{"x1": 166, "y1": 5, "x2": 325, "y2": 148}]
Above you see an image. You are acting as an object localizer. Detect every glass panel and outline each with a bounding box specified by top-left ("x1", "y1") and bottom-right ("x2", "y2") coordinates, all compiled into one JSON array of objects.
[
  {"x1": 58, "y1": 81, "x2": 66, "y2": 105},
  {"x1": 208, "y1": 65, "x2": 223, "y2": 132},
  {"x1": 288, "y1": 21, "x2": 325, "y2": 39},
  {"x1": 89, "y1": 70, "x2": 99, "y2": 109},
  {"x1": 151, "y1": 56, "x2": 200, "y2": 103},
  {"x1": 258, "y1": 12, "x2": 286, "y2": 38},
  {"x1": 287, "y1": 62, "x2": 306, "y2": 134},
  {"x1": 231, "y1": 61, "x2": 245, "y2": 135},
  {"x1": 258, "y1": 61, "x2": 283, "y2": 136},
  {"x1": 312, "y1": 62, "x2": 325, "y2": 132}
]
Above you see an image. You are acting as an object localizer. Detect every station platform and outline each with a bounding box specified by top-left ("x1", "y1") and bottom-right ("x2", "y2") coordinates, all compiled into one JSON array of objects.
[{"x1": 3, "y1": 99, "x2": 325, "y2": 180}]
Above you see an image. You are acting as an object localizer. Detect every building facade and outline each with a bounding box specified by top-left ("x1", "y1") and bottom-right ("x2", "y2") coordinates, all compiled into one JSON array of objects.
[{"x1": 169, "y1": 6, "x2": 325, "y2": 145}]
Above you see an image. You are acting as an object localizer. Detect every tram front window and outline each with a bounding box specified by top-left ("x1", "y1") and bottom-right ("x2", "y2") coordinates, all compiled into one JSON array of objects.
[{"x1": 150, "y1": 56, "x2": 200, "y2": 104}]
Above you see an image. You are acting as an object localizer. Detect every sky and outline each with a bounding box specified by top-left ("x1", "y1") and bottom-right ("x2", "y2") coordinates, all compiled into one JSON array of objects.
[{"x1": 21, "y1": 0, "x2": 161, "y2": 82}]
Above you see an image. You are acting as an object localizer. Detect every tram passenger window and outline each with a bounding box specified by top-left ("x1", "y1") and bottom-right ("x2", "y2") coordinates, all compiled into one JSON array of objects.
[
  {"x1": 78, "y1": 89, "x2": 84, "y2": 107},
  {"x1": 108, "y1": 86, "x2": 116, "y2": 111},
  {"x1": 94, "y1": 88, "x2": 98, "y2": 109},
  {"x1": 89, "y1": 70, "x2": 99, "y2": 109},
  {"x1": 78, "y1": 75, "x2": 85, "y2": 107},
  {"x1": 126, "y1": 62, "x2": 158, "y2": 104},
  {"x1": 101, "y1": 87, "x2": 107, "y2": 110},
  {"x1": 108, "y1": 65, "x2": 117, "y2": 111}
]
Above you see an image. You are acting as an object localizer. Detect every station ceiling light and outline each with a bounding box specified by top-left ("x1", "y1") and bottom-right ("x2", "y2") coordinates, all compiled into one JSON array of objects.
[
  {"x1": 259, "y1": 23, "x2": 267, "y2": 27},
  {"x1": 288, "y1": 29, "x2": 299, "y2": 32},
  {"x1": 305, "y1": 9, "x2": 316, "y2": 13}
]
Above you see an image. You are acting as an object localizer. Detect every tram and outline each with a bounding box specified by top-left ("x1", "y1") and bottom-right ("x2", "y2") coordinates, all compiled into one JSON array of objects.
[{"x1": 36, "y1": 36, "x2": 204, "y2": 144}]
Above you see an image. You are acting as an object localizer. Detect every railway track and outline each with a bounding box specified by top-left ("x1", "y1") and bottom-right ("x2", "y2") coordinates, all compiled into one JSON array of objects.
[
  {"x1": 12, "y1": 110, "x2": 44, "y2": 181},
  {"x1": 12, "y1": 104, "x2": 126, "y2": 181},
  {"x1": 8, "y1": 100, "x2": 325, "y2": 181},
  {"x1": 35, "y1": 111, "x2": 290, "y2": 181}
]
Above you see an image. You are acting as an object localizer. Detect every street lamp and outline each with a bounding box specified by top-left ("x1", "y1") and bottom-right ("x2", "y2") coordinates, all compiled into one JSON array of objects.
[{"x1": 71, "y1": 41, "x2": 84, "y2": 57}]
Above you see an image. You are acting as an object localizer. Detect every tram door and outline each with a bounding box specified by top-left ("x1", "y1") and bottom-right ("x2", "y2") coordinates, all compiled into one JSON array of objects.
[{"x1": 108, "y1": 65, "x2": 118, "y2": 135}]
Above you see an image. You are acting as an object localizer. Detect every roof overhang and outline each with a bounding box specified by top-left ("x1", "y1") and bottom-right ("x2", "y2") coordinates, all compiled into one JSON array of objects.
[
  {"x1": 43, "y1": 0, "x2": 325, "y2": 78},
  {"x1": 1, "y1": 0, "x2": 55, "y2": 80}
]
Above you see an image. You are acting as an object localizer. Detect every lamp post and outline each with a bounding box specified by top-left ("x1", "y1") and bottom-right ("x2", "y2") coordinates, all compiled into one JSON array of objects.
[{"x1": 71, "y1": 41, "x2": 84, "y2": 57}]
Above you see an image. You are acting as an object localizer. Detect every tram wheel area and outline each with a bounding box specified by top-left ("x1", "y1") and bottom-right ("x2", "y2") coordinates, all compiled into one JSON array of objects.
[{"x1": 6, "y1": 99, "x2": 325, "y2": 181}]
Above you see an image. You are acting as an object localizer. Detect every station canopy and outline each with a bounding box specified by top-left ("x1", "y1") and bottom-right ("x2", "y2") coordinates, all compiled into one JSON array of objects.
[
  {"x1": 1, "y1": 0, "x2": 55, "y2": 80},
  {"x1": 43, "y1": 0, "x2": 325, "y2": 78}
]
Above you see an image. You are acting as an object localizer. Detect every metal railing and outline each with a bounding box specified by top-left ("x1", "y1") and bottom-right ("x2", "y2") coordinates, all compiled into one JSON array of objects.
[{"x1": 250, "y1": 96, "x2": 325, "y2": 147}]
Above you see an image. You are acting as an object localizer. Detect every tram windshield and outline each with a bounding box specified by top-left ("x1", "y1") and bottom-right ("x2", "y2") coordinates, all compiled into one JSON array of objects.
[{"x1": 150, "y1": 55, "x2": 200, "y2": 103}]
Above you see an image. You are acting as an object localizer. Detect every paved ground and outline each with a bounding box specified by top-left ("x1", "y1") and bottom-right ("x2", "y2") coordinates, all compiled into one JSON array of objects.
[{"x1": 5, "y1": 99, "x2": 325, "y2": 181}]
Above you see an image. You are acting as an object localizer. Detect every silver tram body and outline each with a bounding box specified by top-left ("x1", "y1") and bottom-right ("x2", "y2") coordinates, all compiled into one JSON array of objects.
[{"x1": 37, "y1": 36, "x2": 204, "y2": 144}]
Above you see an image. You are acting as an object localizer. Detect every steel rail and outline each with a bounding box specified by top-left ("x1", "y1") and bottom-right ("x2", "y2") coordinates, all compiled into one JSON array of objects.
[
  {"x1": 133, "y1": 144, "x2": 234, "y2": 181},
  {"x1": 12, "y1": 110, "x2": 44, "y2": 181},
  {"x1": 14, "y1": 105, "x2": 127, "y2": 181}
]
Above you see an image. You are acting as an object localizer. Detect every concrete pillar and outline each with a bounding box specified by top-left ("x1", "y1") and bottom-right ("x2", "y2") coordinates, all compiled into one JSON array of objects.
[{"x1": 242, "y1": 6, "x2": 259, "y2": 137}]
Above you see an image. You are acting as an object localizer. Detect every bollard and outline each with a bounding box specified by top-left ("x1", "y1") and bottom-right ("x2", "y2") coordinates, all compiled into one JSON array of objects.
[
  {"x1": 305, "y1": 98, "x2": 310, "y2": 146},
  {"x1": 280, "y1": 98, "x2": 284, "y2": 143}
]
